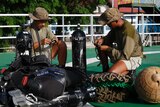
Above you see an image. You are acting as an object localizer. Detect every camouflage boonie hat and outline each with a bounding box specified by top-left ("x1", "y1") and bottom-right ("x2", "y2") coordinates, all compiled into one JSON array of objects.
[
  {"x1": 98, "y1": 8, "x2": 123, "y2": 26},
  {"x1": 29, "y1": 7, "x2": 51, "y2": 20}
]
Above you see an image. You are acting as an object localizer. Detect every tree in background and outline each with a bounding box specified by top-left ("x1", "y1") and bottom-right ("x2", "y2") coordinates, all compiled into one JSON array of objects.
[{"x1": 0, "y1": 0, "x2": 108, "y2": 50}]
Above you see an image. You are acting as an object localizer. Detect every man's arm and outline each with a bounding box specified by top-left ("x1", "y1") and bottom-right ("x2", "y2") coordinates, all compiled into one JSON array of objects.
[
  {"x1": 46, "y1": 27, "x2": 58, "y2": 42},
  {"x1": 111, "y1": 36, "x2": 135, "y2": 60}
]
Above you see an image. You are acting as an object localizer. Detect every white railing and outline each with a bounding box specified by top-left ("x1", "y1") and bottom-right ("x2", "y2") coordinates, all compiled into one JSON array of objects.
[{"x1": 0, "y1": 13, "x2": 160, "y2": 49}]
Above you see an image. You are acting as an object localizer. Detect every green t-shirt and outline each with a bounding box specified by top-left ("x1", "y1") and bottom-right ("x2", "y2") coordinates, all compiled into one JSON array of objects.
[{"x1": 103, "y1": 19, "x2": 143, "y2": 62}]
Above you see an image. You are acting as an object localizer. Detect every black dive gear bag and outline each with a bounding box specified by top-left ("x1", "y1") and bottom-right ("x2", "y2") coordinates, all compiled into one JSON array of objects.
[
  {"x1": 10, "y1": 66, "x2": 84, "y2": 101},
  {"x1": 11, "y1": 66, "x2": 66, "y2": 100}
]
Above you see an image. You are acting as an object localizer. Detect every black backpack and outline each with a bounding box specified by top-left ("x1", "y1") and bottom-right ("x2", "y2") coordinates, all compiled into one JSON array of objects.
[{"x1": 11, "y1": 66, "x2": 66, "y2": 100}]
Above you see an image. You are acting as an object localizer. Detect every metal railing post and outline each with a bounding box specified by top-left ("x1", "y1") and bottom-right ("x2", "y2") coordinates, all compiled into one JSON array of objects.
[
  {"x1": 141, "y1": 14, "x2": 145, "y2": 43},
  {"x1": 90, "y1": 15, "x2": 94, "y2": 43},
  {"x1": 62, "y1": 15, "x2": 65, "y2": 41}
]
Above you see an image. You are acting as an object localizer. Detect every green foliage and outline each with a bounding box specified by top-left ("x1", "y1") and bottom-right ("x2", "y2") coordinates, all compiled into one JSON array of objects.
[
  {"x1": 98, "y1": 0, "x2": 107, "y2": 4},
  {"x1": 0, "y1": 40, "x2": 10, "y2": 52},
  {"x1": 0, "y1": 0, "x2": 108, "y2": 38}
]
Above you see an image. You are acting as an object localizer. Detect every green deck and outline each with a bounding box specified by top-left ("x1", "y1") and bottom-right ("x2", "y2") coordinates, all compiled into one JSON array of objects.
[{"x1": 0, "y1": 46, "x2": 160, "y2": 107}]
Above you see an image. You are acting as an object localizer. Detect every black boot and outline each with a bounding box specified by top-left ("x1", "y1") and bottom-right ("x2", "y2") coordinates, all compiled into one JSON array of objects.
[{"x1": 102, "y1": 65, "x2": 109, "y2": 72}]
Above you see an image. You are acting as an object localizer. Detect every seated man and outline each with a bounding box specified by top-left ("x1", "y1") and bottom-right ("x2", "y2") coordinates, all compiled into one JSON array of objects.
[
  {"x1": 94, "y1": 8, "x2": 143, "y2": 75},
  {"x1": 27, "y1": 7, "x2": 67, "y2": 67},
  {"x1": 0, "y1": 7, "x2": 67, "y2": 79}
]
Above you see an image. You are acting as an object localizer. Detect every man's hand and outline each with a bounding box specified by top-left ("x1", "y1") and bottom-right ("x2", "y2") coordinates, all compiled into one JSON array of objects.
[
  {"x1": 34, "y1": 38, "x2": 58, "y2": 49},
  {"x1": 41, "y1": 38, "x2": 51, "y2": 45},
  {"x1": 94, "y1": 37, "x2": 104, "y2": 47},
  {"x1": 99, "y1": 45, "x2": 110, "y2": 51}
]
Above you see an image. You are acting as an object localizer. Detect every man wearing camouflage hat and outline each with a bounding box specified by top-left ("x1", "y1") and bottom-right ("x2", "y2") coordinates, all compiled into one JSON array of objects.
[
  {"x1": 94, "y1": 8, "x2": 143, "y2": 75},
  {"x1": 27, "y1": 7, "x2": 67, "y2": 67}
]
